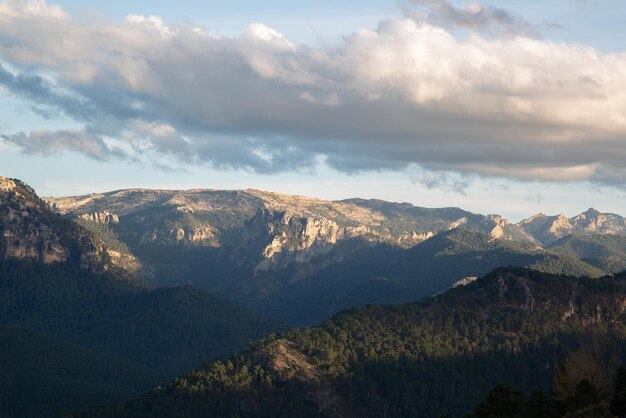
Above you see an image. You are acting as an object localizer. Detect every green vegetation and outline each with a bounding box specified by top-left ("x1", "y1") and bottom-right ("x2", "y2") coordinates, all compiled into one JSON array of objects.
[
  {"x1": 75, "y1": 218, "x2": 132, "y2": 254},
  {"x1": 0, "y1": 258, "x2": 282, "y2": 418},
  {"x1": 470, "y1": 344, "x2": 626, "y2": 418},
  {"x1": 0, "y1": 326, "x2": 157, "y2": 418},
  {"x1": 548, "y1": 234, "x2": 626, "y2": 274},
  {"x1": 71, "y1": 267, "x2": 626, "y2": 418}
]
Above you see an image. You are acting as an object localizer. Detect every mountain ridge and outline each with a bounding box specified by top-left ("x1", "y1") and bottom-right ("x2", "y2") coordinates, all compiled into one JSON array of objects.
[{"x1": 46, "y1": 186, "x2": 626, "y2": 249}]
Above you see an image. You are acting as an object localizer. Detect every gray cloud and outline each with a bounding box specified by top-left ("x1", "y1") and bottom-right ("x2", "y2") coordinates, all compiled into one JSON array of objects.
[
  {"x1": 0, "y1": 1, "x2": 625, "y2": 185},
  {"x1": 2, "y1": 129, "x2": 125, "y2": 161},
  {"x1": 406, "y1": 0, "x2": 538, "y2": 37},
  {"x1": 0, "y1": 63, "x2": 99, "y2": 122},
  {"x1": 410, "y1": 171, "x2": 471, "y2": 194}
]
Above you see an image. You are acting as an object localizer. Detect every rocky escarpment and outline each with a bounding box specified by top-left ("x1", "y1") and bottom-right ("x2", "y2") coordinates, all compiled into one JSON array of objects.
[
  {"x1": 0, "y1": 176, "x2": 108, "y2": 270},
  {"x1": 51, "y1": 188, "x2": 530, "y2": 274},
  {"x1": 234, "y1": 209, "x2": 380, "y2": 271},
  {"x1": 143, "y1": 224, "x2": 218, "y2": 246}
]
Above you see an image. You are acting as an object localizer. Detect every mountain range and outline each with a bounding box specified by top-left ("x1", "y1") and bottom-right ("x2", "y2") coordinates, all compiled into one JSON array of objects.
[{"x1": 45, "y1": 186, "x2": 626, "y2": 324}]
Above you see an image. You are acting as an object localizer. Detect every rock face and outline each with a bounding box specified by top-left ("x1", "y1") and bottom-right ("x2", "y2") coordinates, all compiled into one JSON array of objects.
[
  {"x1": 480, "y1": 214, "x2": 535, "y2": 241},
  {"x1": 519, "y1": 209, "x2": 626, "y2": 245},
  {"x1": 235, "y1": 209, "x2": 379, "y2": 271},
  {"x1": 145, "y1": 225, "x2": 218, "y2": 246},
  {"x1": 570, "y1": 208, "x2": 626, "y2": 234},
  {"x1": 79, "y1": 211, "x2": 119, "y2": 224},
  {"x1": 0, "y1": 176, "x2": 107, "y2": 270},
  {"x1": 0, "y1": 177, "x2": 70, "y2": 264},
  {"x1": 452, "y1": 276, "x2": 478, "y2": 288}
]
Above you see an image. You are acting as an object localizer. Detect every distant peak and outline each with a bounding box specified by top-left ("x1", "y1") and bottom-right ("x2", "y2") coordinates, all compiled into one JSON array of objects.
[{"x1": 521, "y1": 213, "x2": 546, "y2": 223}]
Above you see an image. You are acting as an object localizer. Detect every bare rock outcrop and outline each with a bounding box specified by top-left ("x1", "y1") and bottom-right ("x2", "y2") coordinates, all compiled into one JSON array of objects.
[
  {"x1": 0, "y1": 176, "x2": 107, "y2": 270},
  {"x1": 79, "y1": 211, "x2": 119, "y2": 224},
  {"x1": 1, "y1": 177, "x2": 70, "y2": 264},
  {"x1": 236, "y1": 208, "x2": 378, "y2": 271}
]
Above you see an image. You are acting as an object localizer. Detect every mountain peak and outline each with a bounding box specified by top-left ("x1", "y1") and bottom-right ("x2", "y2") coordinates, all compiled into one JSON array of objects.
[
  {"x1": 528, "y1": 212, "x2": 546, "y2": 220},
  {"x1": 582, "y1": 207, "x2": 601, "y2": 216}
]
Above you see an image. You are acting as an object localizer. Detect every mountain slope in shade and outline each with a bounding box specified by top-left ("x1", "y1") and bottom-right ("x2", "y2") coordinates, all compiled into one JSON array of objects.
[
  {"x1": 0, "y1": 326, "x2": 157, "y2": 418},
  {"x1": 548, "y1": 233, "x2": 626, "y2": 273},
  {"x1": 235, "y1": 228, "x2": 603, "y2": 325},
  {"x1": 71, "y1": 267, "x2": 626, "y2": 418},
  {"x1": 0, "y1": 178, "x2": 282, "y2": 418}
]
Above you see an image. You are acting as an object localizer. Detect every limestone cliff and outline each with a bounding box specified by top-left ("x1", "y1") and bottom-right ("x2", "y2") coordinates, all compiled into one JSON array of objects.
[
  {"x1": 240, "y1": 209, "x2": 378, "y2": 271},
  {"x1": 1, "y1": 177, "x2": 69, "y2": 264},
  {"x1": 0, "y1": 176, "x2": 108, "y2": 271},
  {"x1": 79, "y1": 211, "x2": 119, "y2": 224}
]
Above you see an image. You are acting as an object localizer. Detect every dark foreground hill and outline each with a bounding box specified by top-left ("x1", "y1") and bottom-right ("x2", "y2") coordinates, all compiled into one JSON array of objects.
[
  {"x1": 71, "y1": 267, "x2": 626, "y2": 418},
  {"x1": 0, "y1": 178, "x2": 281, "y2": 418}
]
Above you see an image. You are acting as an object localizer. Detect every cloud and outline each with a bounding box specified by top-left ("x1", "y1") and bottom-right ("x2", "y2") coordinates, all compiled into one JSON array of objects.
[
  {"x1": 410, "y1": 171, "x2": 471, "y2": 194},
  {"x1": 0, "y1": 1, "x2": 626, "y2": 185},
  {"x1": 2, "y1": 129, "x2": 125, "y2": 160},
  {"x1": 406, "y1": 0, "x2": 538, "y2": 37}
]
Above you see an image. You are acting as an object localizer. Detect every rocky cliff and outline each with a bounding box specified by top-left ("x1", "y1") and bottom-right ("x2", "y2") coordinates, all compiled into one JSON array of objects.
[
  {"x1": 0, "y1": 176, "x2": 108, "y2": 271},
  {"x1": 79, "y1": 211, "x2": 119, "y2": 224}
]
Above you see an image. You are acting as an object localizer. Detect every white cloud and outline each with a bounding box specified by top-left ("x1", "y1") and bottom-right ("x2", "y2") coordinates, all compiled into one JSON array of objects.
[{"x1": 0, "y1": 0, "x2": 626, "y2": 184}]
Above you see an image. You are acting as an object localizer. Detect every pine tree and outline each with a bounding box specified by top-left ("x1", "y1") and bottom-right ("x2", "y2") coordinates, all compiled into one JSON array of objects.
[{"x1": 610, "y1": 366, "x2": 626, "y2": 418}]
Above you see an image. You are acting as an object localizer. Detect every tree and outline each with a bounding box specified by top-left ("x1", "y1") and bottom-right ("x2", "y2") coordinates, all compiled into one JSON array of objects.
[
  {"x1": 554, "y1": 332, "x2": 621, "y2": 401},
  {"x1": 526, "y1": 389, "x2": 559, "y2": 418},
  {"x1": 468, "y1": 384, "x2": 527, "y2": 418},
  {"x1": 610, "y1": 366, "x2": 626, "y2": 418}
]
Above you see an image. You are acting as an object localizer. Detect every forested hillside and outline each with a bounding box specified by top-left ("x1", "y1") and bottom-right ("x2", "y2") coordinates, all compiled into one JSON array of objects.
[
  {"x1": 72, "y1": 267, "x2": 626, "y2": 418},
  {"x1": 548, "y1": 234, "x2": 626, "y2": 274},
  {"x1": 0, "y1": 178, "x2": 282, "y2": 418}
]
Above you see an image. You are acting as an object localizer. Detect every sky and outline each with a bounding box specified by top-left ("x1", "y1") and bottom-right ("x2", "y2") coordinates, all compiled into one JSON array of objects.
[{"x1": 1, "y1": 0, "x2": 626, "y2": 221}]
